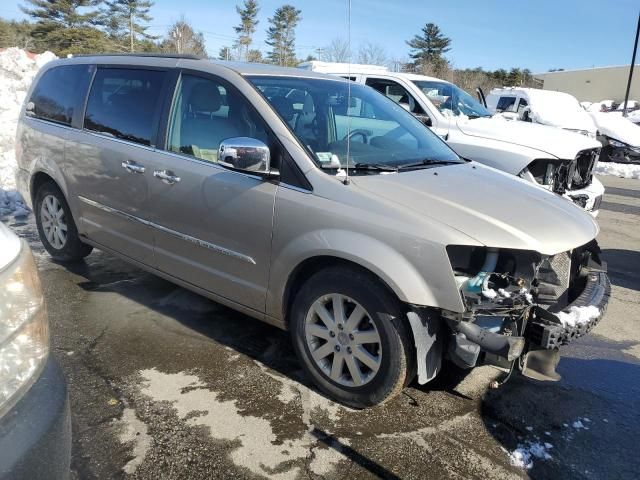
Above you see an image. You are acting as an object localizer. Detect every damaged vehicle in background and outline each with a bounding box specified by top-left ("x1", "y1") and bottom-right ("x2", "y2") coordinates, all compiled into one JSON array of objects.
[
  {"x1": 17, "y1": 55, "x2": 610, "y2": 408},
  {"x1": 301, "y1": 62, "x2": 604, "y2": 216},
  {"x1": 590, "y1": 112, "x2": 640, "y2": 164}
]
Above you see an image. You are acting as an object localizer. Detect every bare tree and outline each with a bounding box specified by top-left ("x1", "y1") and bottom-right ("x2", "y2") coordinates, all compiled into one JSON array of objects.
[
  {"x1": 161, "y1": 17, "x2": 206, "y2": 56},
  {"x1": 320, "y1": 37, "x2": 350, "y2": 62},
  {"x1": 357, "y1": 42, "x2": 386, "y2": 66}
]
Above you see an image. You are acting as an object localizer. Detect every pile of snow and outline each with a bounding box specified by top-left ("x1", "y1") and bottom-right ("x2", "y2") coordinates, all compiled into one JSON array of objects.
[
  {"x1": 0, "y1": 48, "x2": 57, "y2": 219},
  {"x1": 556, "y1": 305, "x2": 600, "y2": 328},
  {"x1": 595, "y1": 162, "x2": 640, "y2": 179}
]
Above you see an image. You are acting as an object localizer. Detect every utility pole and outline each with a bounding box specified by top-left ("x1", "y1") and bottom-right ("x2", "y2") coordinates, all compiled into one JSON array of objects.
[{"x1": 622, "y1": 10, "x2": 640, "y2": 117}]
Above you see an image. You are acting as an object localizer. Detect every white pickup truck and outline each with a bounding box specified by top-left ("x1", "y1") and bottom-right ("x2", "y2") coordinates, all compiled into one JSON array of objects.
[{"x1": 299, "y1": 62, "x2": 605, "y2": 216}]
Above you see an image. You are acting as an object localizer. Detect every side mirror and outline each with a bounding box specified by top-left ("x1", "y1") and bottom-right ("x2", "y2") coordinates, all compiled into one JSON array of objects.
[
  {"x1": 414, "y1": 114, "x2": 432, "y2": 127},
  {"x1": 218, "y1": 137, "x2": 278, "y2": 177}
]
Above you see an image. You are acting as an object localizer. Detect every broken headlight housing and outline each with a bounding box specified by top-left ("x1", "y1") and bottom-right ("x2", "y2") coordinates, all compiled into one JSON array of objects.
[
  {"x1": 0, "y1": 243, "x2": 49, "y2": 418},
  {"x1": 446, "y1": 246, "x2": 542, "y2": 314}
]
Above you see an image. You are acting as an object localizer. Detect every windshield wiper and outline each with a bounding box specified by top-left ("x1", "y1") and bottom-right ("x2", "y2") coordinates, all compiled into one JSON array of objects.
[
  {"x1": 397, "y1": 159, "x2": 459, "y2": 170},
  {"x1": 352, "y1": 163, "x2": 399, "y2": 172}
]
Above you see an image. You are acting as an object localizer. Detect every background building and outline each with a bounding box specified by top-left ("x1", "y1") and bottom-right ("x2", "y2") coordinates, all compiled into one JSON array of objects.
[{"x1": 535, "y1": 65, "x2": 640, "y2": 102}]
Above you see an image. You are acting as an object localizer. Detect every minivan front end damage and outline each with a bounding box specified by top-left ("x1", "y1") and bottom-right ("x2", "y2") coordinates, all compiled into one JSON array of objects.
[{"x1": 409, "y1": 242, "x2": 610, "y2": 385}]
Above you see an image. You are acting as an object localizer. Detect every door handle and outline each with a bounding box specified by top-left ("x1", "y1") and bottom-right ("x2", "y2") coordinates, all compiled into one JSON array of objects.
[
  {"x1": 153, "y1": 169, "x2": 181, "y2": 185},
  {"x1": 121, "y1": 160, "x2": 145, "y2": 174}
]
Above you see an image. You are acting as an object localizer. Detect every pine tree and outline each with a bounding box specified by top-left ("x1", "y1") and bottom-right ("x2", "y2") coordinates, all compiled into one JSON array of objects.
[
  {"x1": 265, "y1": 5, "x2": 301, "y2": 66},
  {"x1": 406, "y1": 23, "x2": 451, "y2": 66},
  {"x1": 234, "y1": 0, "x2": 259, "y2": 61},
  {"x1": 103, "y1": 0, "x2": 156, "y2": 52},
  {"x1": 21, "y1": 0, "x2": 108, "y2": 55}
]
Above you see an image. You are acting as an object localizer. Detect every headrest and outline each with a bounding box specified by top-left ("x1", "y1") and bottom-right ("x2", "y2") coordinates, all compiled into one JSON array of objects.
[
  {"x1": 269, "y1": 96, "x2": 295, "y2": 121},
  {"x1": 188, "y1": 82, "x2": 222, "y2": 113}
]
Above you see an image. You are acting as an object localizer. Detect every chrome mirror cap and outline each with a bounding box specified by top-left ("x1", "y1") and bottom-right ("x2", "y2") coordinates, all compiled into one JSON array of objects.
[{"x1": 218, "y1": 137, "x2": 273, "y2": 176}]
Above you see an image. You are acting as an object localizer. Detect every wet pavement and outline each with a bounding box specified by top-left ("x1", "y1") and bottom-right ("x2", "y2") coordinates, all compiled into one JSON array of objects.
[{"x1": 4, "y1": 175, "x2": 640, "y2": 479}]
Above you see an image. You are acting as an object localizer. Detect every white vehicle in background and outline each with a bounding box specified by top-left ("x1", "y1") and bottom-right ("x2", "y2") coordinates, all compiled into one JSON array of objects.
[
  {"x1": 486, "y1": 87, "x2": 598, "y2": 138},
  {"x1": 300, "y1": 62, "x2": 604, "y2": 216},
  {"x1": 591, "y1": 112, "x2": 640, "y2": 164}
]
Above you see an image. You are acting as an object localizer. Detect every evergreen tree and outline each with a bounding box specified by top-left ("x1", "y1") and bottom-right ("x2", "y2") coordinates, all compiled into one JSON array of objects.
[
  {"x1": 103, "y1": 0, "x2": 156, "y2": 52},
  {"x1": 21, "y1": 0, "x2": 108, "y2": 55},
  {"x1": 265, "y1": 4, "x2": 301, "y2": 66},
  {"x1": 406, "y1": 23, "x2": 451, "y2": 66},
  {"x1": 161, "y1": 17, "x2": 206, "y2": 56},
  {"x1": 234, "y1": 0, "x2": 259, "y2": 61},
  {"x1": 247, "y1": 48, "x2": 263, "y2": 62}
]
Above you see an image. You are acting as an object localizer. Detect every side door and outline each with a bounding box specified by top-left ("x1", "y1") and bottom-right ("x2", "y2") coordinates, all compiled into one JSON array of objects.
[
  {"x1": 144, "y1": 71, "x2": 278, "y2": 312},
  {"x1": 65, "y1": 66, "x2": 171, "y2": 266}
]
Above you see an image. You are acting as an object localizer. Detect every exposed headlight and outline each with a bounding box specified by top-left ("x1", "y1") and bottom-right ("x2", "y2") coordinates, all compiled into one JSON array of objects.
[
  {"x1": 608, "y1": 138, "x2": 628, "y2": 148},
  {"x1": 0, "y1": 243, "x2": 48, "y2": 417}
]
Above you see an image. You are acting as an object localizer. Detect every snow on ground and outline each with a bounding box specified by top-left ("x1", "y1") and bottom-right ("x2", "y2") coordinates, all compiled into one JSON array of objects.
[
  {"x1": 595, "y1": 162, "x2": 640, "y2": 180},
  {"x1": 0, "y1": 48, "x2": 56, "y2": 219}
]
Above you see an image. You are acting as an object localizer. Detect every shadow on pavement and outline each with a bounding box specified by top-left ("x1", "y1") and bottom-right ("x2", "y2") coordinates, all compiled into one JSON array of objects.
[{"x1": 601, "y1": 248, "x2": 640, "y2": 291}]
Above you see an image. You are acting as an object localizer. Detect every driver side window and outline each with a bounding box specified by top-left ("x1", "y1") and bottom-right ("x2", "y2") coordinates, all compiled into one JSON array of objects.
[{"x1": 365, "y1": 78, "x2": 427, "y2": 116}]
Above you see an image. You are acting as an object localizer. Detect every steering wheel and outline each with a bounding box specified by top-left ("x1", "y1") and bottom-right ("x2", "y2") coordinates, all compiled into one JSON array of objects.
[{"x1": 342, "y1": 129, "x2": 371, "y2": 144}]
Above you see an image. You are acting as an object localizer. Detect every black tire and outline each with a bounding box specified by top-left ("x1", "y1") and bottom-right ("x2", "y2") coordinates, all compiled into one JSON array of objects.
[
  {"x1": 34, "y1": 181, "x2": 93, "y2": 262},
  {"x1": 290, "y1": 266, "x2": 414, "y2": 408}
]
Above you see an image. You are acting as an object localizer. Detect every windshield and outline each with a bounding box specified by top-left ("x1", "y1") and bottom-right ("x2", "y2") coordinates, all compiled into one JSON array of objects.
[
  {"x1": 413, "y1": 80, "x2": 492, "y2": 119},
  {"x1": 248, "y1": 76, "x2": 461, "y2": 171}
]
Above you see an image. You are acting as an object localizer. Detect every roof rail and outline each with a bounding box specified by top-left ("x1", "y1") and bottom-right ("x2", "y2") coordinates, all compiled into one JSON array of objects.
[{"x1": 71, "y1": 53, "x2": 205, "y2": 60}]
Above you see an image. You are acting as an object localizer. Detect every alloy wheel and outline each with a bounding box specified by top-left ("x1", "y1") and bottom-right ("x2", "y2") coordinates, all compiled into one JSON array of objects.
[
  {"x1": 304, "y1": 294, "x2": 382, "y2": 387},
  {"x1": 40, "y1": 194, "x2": 67, "y2": 249}
]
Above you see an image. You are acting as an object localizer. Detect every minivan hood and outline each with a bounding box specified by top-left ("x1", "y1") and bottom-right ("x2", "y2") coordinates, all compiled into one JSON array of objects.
[
  {"x1": 352, "y1": 163, "x2": 598, "y2": 255},
  {"x1": 456, "y1": 117, "x2": 601, "y2": 159}
]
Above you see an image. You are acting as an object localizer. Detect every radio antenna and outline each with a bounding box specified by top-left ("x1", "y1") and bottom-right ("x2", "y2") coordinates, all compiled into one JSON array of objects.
[{"x1": 343, "y1": 0, "x2": 352, "y2": 185}]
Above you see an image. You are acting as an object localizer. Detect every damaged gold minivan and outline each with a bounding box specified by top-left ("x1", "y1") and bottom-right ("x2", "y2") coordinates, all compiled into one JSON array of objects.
[{"x1": 16, "y1": 54, "x2": 610, "y2": 407}]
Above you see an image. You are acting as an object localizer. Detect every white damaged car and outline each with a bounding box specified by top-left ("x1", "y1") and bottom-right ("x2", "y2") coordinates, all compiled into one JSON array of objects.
[
  {"x1": 301, "y1": 63, "x2": 604, "y2": 216},
  {"x1": 591, "y1": 111, "x2": 640, "y2": 164}
]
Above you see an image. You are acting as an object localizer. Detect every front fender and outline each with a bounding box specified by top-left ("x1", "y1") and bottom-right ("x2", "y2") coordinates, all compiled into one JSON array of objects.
[{"x1": 266, "y1": 228, "x2": 460, "y2": 321}]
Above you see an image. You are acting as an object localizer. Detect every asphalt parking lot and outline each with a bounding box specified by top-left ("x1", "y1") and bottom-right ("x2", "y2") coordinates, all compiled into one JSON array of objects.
[{"x1": 7, "y1": 174, "x2": 640, "y2": 480}]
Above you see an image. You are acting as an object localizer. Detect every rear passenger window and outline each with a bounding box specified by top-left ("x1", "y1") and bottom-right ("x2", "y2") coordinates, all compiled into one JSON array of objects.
[
  {"x1": 28, "y1": 65, "x2": 92, "y2": 126},
  {"x1": 167, "y1": 74, "x2": 268, "y2": 163},
  {"x1": 84, "y1": 68, "x2": 165, "y2": 146}
]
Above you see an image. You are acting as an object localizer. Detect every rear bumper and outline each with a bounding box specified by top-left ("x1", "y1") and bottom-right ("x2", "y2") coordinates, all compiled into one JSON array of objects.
[
  {"x1": 525, "y1": 268, "x2": 611, "y2": 349},
  {"x1": 0, "y1": 356, "x2": 71, "y2": 480}
]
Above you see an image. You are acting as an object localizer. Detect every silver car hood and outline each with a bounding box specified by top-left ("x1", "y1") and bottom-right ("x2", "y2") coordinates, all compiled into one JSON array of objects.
[
  {"x1": 456, "y1": 117, "x2": 601, "y2": 159},
  {"x1": 352, "y1": 163, "x2": 598, "y2": 255}
]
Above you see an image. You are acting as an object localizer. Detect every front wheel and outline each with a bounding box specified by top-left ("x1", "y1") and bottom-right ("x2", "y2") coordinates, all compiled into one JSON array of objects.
[{"x1": 290, "y1": 267, "x2": 414, "y2": 408}]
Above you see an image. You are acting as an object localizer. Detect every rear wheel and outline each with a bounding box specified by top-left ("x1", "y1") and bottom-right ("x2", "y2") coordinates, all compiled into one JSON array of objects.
[
  {"x1": 290, "y1": 266, "x2": 414, "y2": 408},
  {"x1": 34, "y1": 182, "x2": 92, "y2": 262}
]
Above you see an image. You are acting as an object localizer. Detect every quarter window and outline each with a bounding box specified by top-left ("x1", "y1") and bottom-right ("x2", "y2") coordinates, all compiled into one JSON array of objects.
[
  {"x1": 27, "y1": 64, "x2": 93, "y2": 126},
  {"x1": 84, "y1": 68, "x2": 166, "y2": 146},
  {"x1": 167, "y1": 74, "x2": 268, "y2": 163}
]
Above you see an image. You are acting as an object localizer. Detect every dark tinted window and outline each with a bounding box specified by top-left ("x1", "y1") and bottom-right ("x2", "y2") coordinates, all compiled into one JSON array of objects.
[
  {"x1": 28, "y1": 64, "x2": 92, "y2": 125},
  {"x1": 84, "y1": 68, "x2": 165, "y2": 146},
  {"x1": 496, "y1": 96, "x2": 517, "y2": 112}
]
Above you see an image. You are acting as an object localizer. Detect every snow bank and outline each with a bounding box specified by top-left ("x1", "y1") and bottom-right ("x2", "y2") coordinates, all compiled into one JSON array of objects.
[
  {"x1": 0, "y1": 48, "x2": 56, "y2": 219},
  {"x1": 556, "y1": 305, "x2": 599, "y2": 328},
  {"x1": 595, "y1": 162, "x2": 640, "y2": 179}
]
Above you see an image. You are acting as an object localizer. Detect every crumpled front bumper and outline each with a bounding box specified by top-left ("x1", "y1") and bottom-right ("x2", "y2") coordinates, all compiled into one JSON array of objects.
[{"x1": 525, "y1": 268, "x2": 611, "y2": 349}]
